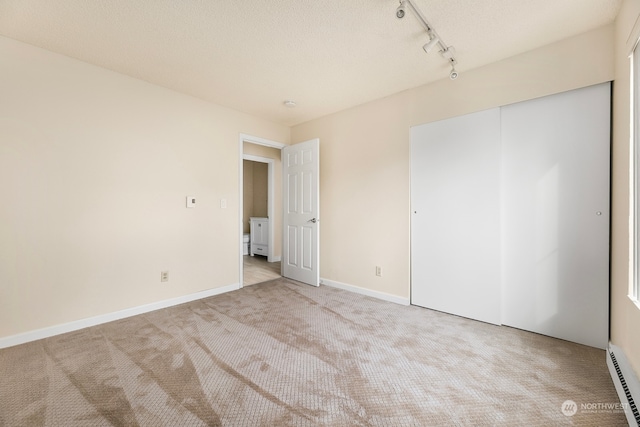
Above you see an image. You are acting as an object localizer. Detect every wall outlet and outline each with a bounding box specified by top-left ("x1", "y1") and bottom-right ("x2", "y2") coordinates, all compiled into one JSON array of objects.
[
  {"x1": 160, "y1": 271, "x2": 169, "y2": 282},
  {"x1": 376, "y1": 266, "x2": 382, "y2": 277}
]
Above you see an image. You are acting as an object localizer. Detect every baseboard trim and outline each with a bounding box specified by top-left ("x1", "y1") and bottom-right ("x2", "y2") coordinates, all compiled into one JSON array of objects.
[
  {"x1": 320, "y1": 278, "x2": 410, "y2": 306},
  {"x1": 0, "y1": 283, "x2": 240, "y2": 349},
  {"x1": 607, "y1": 343, "x2": 640, "y2": 426}
]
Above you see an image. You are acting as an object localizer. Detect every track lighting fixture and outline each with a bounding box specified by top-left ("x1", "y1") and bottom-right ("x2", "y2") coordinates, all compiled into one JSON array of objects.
[
  {"x1": 396, "y1": 1, "x2": 407, "y2": 19},
  {"x1": 394, "y1": 0, "x2": 459, "y2": 80}
]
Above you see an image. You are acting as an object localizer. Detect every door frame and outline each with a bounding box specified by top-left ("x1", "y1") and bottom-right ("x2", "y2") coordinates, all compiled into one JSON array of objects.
[{"x1": 238, "y1": 134, "x2": 286, "y2": 288}]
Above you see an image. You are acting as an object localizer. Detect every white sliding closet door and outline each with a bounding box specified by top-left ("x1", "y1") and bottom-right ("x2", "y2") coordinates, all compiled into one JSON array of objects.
[
  {"x1": 411, "y1": 108, "x2": 502, "y2": 325},
  {"x1": 501, "y1": 83, "x2": 610, "y2": 349}
]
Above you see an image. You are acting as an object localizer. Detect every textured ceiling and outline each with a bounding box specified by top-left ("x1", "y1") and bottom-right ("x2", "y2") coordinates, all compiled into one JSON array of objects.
[{"x1": 0, "y1": 0, "x2": 622, "y2": 126}]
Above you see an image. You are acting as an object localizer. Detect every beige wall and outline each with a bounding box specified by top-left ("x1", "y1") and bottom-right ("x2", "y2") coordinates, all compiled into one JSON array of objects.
[
  {"x1": 252, "y1": 162, "x2": 269, "y2": 218},
  {"x1": 611, "y1": 0, "x2": 640, "y2": 379},
  {"x1": 0, "y1": 36, "x2": 289, "y2": 339},
  {"x1": 243, "y1": 142, "x2": 283, "y2": 258},
  {"x1": 292, "y1": 25, "x2": 614, "y2": 300},
  {"x1": 243, "y1": 160, "x2": 254, "y2": 233},
  {"x1": 242, "y1": 160, "x2": 268, "y2": 233}
]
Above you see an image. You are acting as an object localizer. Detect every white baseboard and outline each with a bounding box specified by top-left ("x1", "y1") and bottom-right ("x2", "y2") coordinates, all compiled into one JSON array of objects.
[
  {"x1": 0, "y1": 283, "x2": 240, "y2": 349},
  {"x1": 320, "y1": 278, "x2": 410, "y2": 306},
  {"x1": 607, "y1": 343, "x2": 640, "y2": 426}
]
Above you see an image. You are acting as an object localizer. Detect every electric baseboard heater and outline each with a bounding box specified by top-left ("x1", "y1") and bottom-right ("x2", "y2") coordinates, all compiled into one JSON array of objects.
[{"x1": 607, "y1": 344, "x2": 640, "y2": 426}]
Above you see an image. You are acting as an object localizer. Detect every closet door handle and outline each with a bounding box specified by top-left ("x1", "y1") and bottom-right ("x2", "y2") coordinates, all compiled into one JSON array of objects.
[{"x1": 308, "y1": 218, "x2": 318, "y2": 223}]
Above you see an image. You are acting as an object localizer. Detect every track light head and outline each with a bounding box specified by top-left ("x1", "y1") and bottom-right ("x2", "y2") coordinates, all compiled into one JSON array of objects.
[
  {"x1": 396, "y1": 1, "x2": 407, "y2": 19},
  {"x1": 442, "y1": 47, "x2": 458, "y2": 77},
  {"x1": 422, "y1": 35, "x2": 439, "y2": 53},
  {"x1": 440, "y1": 46, "x2": 456, "y2": 61}
]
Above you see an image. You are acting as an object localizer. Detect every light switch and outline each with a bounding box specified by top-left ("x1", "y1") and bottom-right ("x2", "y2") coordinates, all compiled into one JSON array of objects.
[
  {"x1": 220, "y1": 198, "x2": 227, "y2": 209},
  {"x1": 186, "y1": 196, "x2": 196, "y2": 208}
]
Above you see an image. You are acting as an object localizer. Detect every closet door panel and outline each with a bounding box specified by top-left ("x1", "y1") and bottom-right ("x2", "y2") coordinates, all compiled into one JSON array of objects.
[
  {"x1": 411, "y1": 108, "x2": 502, "y2": 325},
  {"x1": 501, "y1": 83, "x2": 610, "y2": 349}
]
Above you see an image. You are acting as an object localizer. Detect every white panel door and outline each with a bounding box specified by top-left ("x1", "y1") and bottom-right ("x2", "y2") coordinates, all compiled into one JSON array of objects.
[
  {"x1": 501, "y1": 83, "x2": 610, "y2": 349},
  {"x1": 411, "y1": 108, "x2": 502, "y2": 325},
  {"x1": 283, "y1": 139, "x2": 319, "y2": 286}
]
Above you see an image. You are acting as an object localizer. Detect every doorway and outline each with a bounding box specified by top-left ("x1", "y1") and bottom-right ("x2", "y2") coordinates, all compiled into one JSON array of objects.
[
  {"x1": 242, "y1": 156, "x2": 280, "y2": 286},
  {"x1": 238, "y1": 134, "x2": 321, "y2": 288},
  {"x1": 239, "y1": 134, "x2": 285, "y2": 287}
]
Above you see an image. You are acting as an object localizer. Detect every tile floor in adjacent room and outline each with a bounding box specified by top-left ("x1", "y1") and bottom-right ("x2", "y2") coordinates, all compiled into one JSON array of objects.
[{"x1": 243, "y1": 254, "x2": 281, "y2": 286}]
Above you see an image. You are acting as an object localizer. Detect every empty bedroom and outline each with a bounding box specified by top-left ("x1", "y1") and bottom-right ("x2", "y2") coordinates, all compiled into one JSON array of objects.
[{"x1": 1, "y1": 0, "x2": 639, "y2": 425}]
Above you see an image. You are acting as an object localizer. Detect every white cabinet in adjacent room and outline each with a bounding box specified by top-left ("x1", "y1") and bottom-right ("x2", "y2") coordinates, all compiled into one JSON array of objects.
[{"x1": 250, "y1": 217, "x2": 269, "y2": 257}]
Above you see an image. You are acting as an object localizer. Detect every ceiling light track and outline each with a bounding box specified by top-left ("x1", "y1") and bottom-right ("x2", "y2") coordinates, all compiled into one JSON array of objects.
[{"x1": 396, "y1": 0, "x2": 459, "y2": 80}]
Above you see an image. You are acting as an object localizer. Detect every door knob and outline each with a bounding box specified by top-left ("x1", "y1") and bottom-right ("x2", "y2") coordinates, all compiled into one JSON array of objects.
[{"x1": 308, "y1": 218, "x2": 318, "y2": 223}]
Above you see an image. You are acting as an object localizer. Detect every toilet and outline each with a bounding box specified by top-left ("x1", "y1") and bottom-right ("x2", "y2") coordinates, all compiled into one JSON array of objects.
[{"x1": 242, "y1": 233, "x2": 250, "y2": 256}]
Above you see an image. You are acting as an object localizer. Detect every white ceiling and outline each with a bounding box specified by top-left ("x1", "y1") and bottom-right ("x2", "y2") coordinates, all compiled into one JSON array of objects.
[{"x1": 0, "y1": 0, "x2": 622, "y2": 126}]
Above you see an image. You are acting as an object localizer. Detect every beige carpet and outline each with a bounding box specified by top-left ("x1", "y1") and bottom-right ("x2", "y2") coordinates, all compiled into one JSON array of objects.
[{"x1": 0, "y1": 278, "x2": 627, "y2": 426}]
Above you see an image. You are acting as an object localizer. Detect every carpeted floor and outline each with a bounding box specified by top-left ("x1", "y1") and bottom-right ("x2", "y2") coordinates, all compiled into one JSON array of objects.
[{"x1": 0, "y1": 278, "x2": 627, "y2": 426}]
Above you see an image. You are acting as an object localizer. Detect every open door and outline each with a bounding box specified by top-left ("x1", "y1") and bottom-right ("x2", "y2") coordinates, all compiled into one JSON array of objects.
[{"x1": 282, "y1": 139, "x2": 319, "y2": 286}]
